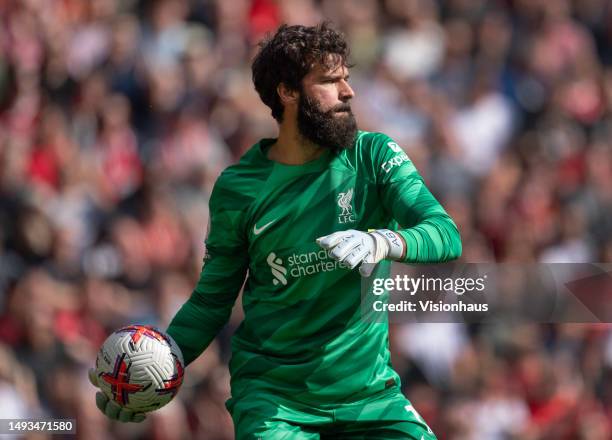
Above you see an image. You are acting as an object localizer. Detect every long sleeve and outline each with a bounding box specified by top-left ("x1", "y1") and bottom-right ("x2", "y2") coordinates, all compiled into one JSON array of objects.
[
  {"x1": 166, "y1": 179, "x2": 249, "y2": 366},
  {"x1": 372, "y1": 135, "x2": 462, "y2": 263}
]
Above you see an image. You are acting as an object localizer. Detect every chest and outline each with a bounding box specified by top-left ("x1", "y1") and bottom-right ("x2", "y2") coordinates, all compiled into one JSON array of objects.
[{"x1": 242, "y1": 167, "x2": 386, "y2": 283}]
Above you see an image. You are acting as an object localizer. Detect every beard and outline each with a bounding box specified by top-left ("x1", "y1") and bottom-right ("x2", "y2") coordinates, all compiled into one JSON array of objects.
[{"x1": 297, "y1": 93, "x2": 358, "y2": 153}]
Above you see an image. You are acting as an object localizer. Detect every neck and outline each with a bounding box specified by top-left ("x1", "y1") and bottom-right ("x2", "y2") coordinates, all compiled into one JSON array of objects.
[{"x1": 268, "y1": 118, "x2": 326, "y2": 165}]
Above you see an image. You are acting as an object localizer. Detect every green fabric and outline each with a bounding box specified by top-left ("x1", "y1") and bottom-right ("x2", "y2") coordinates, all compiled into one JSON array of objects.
[
  {"x1": 229, "y1": 386, "x2": 437, "y2": 439},
  {"x1": 167, "y1": 131, "x2": 461, "y2": 405}
]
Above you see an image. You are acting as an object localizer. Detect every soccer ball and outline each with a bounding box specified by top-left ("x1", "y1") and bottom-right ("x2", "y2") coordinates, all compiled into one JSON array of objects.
[{"x1": 95, "y1": 325, "x2": 185, "y2": 413}]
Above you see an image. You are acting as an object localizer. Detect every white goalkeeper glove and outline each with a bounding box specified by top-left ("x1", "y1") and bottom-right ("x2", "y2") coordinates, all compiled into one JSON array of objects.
[
  {"x1": 88, "y1": 368, "x2": 146, "y2": 423},
  {"x1": 316, "y1": 229, "x2": 406, "y2": 277}
]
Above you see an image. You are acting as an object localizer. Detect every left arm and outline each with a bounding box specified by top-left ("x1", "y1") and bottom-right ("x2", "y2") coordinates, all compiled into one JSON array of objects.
[
  {"x1": 317, "y1": 134, "x2": 461, "y2": 273},
  {"x1": 380, "y1": 161, "x2": 462, "y2": 263}
]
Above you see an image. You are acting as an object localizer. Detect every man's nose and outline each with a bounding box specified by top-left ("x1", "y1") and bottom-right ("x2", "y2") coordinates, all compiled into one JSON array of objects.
[{"x1": 339, "y1": 79, "x2": 355, "y2": 101}]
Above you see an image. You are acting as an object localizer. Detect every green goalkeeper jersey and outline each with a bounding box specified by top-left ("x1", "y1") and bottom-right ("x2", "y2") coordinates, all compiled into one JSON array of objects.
[{"x1": 167, "y1": 130, "x2": 461, "y2": 405}]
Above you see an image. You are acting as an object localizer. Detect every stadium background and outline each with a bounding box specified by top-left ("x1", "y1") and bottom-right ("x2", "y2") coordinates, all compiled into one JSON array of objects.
[{"x1": 1, "y1": 0, "x2": 612, "y2": 438}]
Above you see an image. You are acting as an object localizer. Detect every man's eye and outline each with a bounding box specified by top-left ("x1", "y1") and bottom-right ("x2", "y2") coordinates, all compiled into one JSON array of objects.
[{"x1": 322, "y1": 77, "x2": 349, "y2": 84}]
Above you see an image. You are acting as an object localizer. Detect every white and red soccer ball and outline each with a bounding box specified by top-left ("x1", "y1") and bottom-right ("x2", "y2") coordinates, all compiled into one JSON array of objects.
[{"x1": 95, "y1": 325, "x2": 184, "y2": 413}]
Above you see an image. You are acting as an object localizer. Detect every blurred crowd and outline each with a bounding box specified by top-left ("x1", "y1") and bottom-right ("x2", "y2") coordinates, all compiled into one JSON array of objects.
[{"x1": 1, "y1": 0, "x2": 612, "y2": 439}]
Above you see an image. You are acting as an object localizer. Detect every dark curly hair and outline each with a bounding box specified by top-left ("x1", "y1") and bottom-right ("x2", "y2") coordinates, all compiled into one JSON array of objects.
[{"x1": 251, "y1": 22, "x2": 351, "y2": 122}]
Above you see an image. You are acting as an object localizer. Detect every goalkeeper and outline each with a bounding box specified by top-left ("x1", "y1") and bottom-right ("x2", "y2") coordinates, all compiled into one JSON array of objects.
[{"x1": 92, "y1": 22, "x2": 461, "y2": 438}]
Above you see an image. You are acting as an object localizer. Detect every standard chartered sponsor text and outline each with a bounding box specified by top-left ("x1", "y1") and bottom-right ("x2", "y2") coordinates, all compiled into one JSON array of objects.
[
  {"x1": 267, "y1": 249, "x2": 343, "y2": 285},
  {"x1": 287, "y1": 249, "x2": 343, "y2": 277}
]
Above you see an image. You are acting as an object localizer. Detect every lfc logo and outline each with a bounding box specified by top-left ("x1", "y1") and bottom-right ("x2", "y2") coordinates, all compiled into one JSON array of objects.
[{"x1": 337, "y1": 188, "x2": 356, "y2": 224}]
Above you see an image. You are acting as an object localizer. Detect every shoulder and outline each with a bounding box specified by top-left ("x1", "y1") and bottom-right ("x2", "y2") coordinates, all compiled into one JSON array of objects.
[
  {"x1": 210, "y1": 140, "x2": 273, "y2": 212},
  {"x1": 336, "y1": 131, "x2": 404, "y2": 175},
  {"x1": 339, "y1": 131, "x2": 400, "y2": 163},
  {"x1": 355, "y1": 131, "x2": 403, "y2": 158},
  {"x1": 355, "y1": 130, "x2": 394, "y2": 147},
  {"x1": 345, "y1": 131, "x2": 418, "y2": 184}
]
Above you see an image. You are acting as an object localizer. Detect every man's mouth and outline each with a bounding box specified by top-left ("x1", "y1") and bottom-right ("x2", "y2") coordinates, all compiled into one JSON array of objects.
[{"x1": 332, "y1": 103, "x2": 352, "y2": 113}]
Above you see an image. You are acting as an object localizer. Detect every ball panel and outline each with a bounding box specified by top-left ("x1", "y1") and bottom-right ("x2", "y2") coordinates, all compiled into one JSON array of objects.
[{"x1": 95, "y1": 325, "x2": 184, "y2": 413}]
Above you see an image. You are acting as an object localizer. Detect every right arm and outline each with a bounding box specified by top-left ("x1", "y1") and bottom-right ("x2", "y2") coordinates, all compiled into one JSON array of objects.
[
  {"x1": 89, "y1": 179, "x2": 247, "y2": 423},
  {"x1": 166, "y1": 180, "x2": 248, "y2": 366}
]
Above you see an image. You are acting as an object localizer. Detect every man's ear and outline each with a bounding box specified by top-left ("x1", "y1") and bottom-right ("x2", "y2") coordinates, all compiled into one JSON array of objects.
[{"x1": 277, "y1": 83, "x2": 299, "y2": 106}]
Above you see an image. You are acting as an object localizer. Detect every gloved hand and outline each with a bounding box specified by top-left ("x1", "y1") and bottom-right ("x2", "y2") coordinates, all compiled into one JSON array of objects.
[
  {"x1": 316, "y1": 229, "x2": 405, "y2": 276},
  {"x1": 88, "y1": 368, "x2": 147, "y2": 423}
]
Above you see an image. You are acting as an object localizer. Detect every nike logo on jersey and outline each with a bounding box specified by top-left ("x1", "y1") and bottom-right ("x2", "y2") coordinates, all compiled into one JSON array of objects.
[{"x1": 253, "y1": 219, "x2": 276, "y2": 235}]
